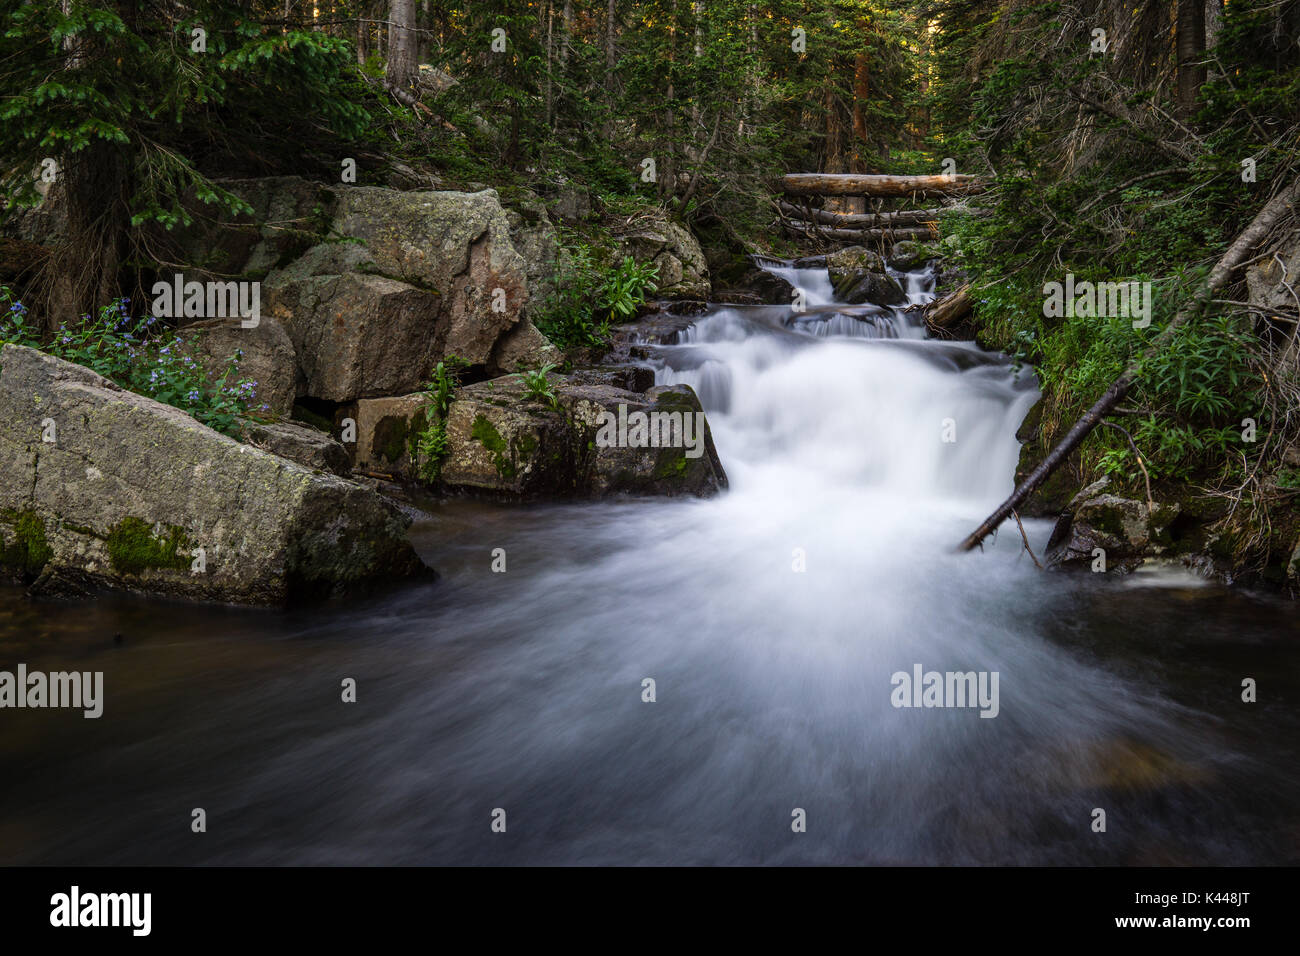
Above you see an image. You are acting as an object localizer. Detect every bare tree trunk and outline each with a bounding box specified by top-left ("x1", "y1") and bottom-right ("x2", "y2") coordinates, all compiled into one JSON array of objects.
[
  {"x1": 561, "y1": 0, "x2": 573, "y2": 69},
  {"x1": 604, "y1": 0, "x2": 617, "y2": 139},
  {"x1": 661, "y1": 0, "x2": 677, "y2": 202},
  {"x1": 545, "y1": 1, "x2": 554, "y2": 130},
  {"x1": 782, "y1": 172, "x2": 988, "y2": 197},
  {"x1": 958, "y1": 174, "x2": 1300, "y2": 553},
  {"x1": 385, "y1": 0, "x2": 418, "y2": 102},
  {"x1": 1205, "y1": 0, "x2": 1224, "y2": 52},
  {"x1": 356, "y1": 7, "x2": 367, "y2": 67},
  {"x1": 849, "y1": 21, "x2": 870, "y2": 215},
  {"x1": 1176, "y1": 0, "x2": 1207, "y2": 119}
]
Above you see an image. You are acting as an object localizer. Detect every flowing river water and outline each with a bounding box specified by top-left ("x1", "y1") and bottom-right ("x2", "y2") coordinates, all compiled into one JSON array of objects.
[{"x1": 1, "y1": 261, "x2": 1298, "y2": 865}]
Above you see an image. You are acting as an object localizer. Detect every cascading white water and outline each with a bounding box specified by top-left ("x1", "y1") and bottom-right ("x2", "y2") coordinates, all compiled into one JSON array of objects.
[
  {"x1": 10, "y1": 255, "x2": 1286, "y2": 868},
  {"x1": 659, "y1": 260, "x2": 1038, "y2": 502}
]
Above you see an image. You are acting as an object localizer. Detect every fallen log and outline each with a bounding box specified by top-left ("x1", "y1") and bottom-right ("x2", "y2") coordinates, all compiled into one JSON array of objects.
[
  {"x1": 782, "y1": 173, "x2": 990, "y2": 198},
  {"x1": 778, "y1": 201, "x2": 990, "y2": 227},
  {"x1": 925, "y1": 284, "x2": 973, "y2": 334},
  {"x1": 782, "y1": 220, "x2": 937, "y2": 242},
  {"x1": 957, "y1": 173, "x2": 1300, "y2": 553}
]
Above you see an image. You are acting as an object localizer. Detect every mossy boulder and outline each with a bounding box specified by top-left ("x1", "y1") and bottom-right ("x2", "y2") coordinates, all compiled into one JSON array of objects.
[
  {"x1": 825, "y1": 246, "x2": 905, "y2": 306},
  {"x1": 0, "y1": 508, "x2": 54, "y2": 582},
  {"x1": 615, "y1": 216, "x2": 710, "y2": 300},
  {"x1": 887, "y1": 240, "x2": 930, "y2": 270},
  {"x1": 337, "y1": 393, "x2": 430, "y2": 480},
  {"x1": 0, "y1": 344, "x2": 429, "y2": 604},
  {"x1": 437, "y1": 373, "x2": 727, "y2": 499},
  {"x1": 1045, "y1": 485, "x2": 1181, "y2": 574}
]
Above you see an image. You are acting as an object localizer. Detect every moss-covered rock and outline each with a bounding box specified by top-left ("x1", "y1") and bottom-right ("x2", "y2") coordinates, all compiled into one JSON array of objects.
[
  {"x1": 0, "y1": 508, "x2": 54, "y2": 581},
  {"x1": 0, "y1": 344, "x2": 429, "y2": 604},
  {"x1": 336, "y1": 393, "x2": 429, "y2": 480},
  {"x1": 437, "y1": 373, "x2": 727, "y2": 499},
  {"x1": 105, "y1": 517, "x2": 193, "y2": 576},
  {"x1": 825, "y1": 246, "x2": 905, "y2": 306},
  {"x1": 1045, "y1": 487, "x2": 1181, "y2": 574}
]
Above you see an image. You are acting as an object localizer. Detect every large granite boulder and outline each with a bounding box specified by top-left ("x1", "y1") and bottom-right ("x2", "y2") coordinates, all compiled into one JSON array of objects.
[
  {"x1": 0, "y1": 344, "x2": 428, "y2": 604},
  {"x1": 264, "y1": 187, "x2": 532, "y2": 400}
]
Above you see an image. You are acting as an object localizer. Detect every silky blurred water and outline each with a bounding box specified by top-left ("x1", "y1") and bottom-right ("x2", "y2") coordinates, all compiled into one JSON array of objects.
[{"x1": 1, "y1": 261, "x2": 1296, "y2": 865}]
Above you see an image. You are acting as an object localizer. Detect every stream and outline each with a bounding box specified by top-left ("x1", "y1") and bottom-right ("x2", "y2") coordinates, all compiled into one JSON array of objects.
[{"x1": 2, "y1": 260, "x2": 1298, "y2": 865}]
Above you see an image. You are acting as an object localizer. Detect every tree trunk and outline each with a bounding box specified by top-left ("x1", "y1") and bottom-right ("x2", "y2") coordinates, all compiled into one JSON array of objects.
[
  {"x1": 661, "y1": 0, "x2": 677, "y2": 202},
  {"x1": 778, "y1": 201, "x2": 989, "y2": 226},
  {"x1": 782, "y1": 222, "x2": 936, "y2": 242},
  {"x1": 562, "y1": 0, "x2": 573, "y2": 68},
  {"x1": 41, "y1": 141, "x2": 130, "y2": 333},
  {"x1": 924, "y1": 285, "x2": 972, "y2": 333},
  {"x1": 1204, "y1": 0, "x2": 1224, "y2": 52},
  {"x1": 604, "y1": 0, "x2": 616, "y2": 139},
  {"x1": 384, "y1": 0, "x2": 417, "y2": 101},
  {"x1": 1176, "y1": 0, "x2": 1207, "y2": 119},
  {"x1": 782, "y1": 173, "x2": 989, "y2": 197},
  {"x1": 958, "y1": 174, "x2": 1300, "y2": 553},
  {"x1": 545, "y1": 1, "x2": 553, "y2": 130}
]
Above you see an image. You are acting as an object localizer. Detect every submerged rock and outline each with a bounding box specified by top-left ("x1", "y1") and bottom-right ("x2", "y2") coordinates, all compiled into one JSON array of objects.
[
  {"x1": 0, "y1": 345, "x2": 428, "y2": 605},
  {"x1": 834, "y1": 271, "x2": 907, "y2": 307},
  {"x1": 718, "y1": 267, "x2": 796, "y2": 305}
]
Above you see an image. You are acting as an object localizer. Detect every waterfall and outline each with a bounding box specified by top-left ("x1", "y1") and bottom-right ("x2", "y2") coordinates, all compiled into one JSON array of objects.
[{"x1": 656, "y1": 257, "x2": 1039, "y2": 503}]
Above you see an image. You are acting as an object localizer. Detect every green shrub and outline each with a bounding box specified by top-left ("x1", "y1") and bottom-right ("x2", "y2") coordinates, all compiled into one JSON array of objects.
[{"x1": 535, "y1": 236, "x2": 659, "y2": 351}]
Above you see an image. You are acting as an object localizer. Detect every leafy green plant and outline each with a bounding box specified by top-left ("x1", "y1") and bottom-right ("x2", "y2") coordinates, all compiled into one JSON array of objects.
[
  {"x1": 0, "y1": 286, "x2": 264, "y2": 437},
  {"x1": 536, "y1": 239, "x2": 661, "y2": 351},
  {"x1": 601, "y1": 256, "x2": 659, "y2": 320},
  {"x1": 515, "y1": 363, "x2": 560, "y2": 410},
  {"x1": 535, "y1": 242, "x2": 607, "y2": 350},
  {"x1": 416, "y1": 357, "x2": 467, "y2": 482}
]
